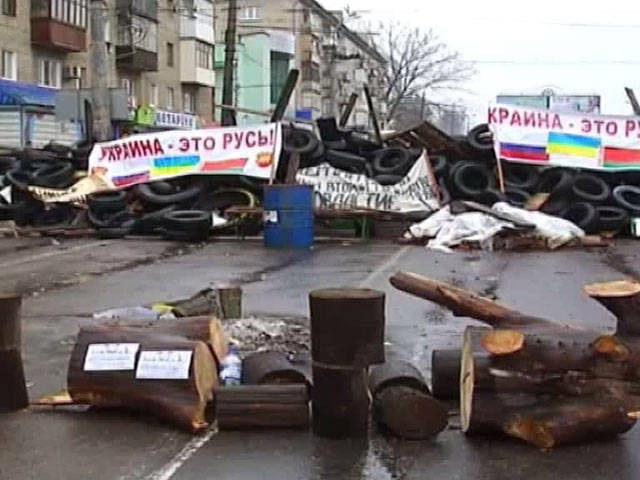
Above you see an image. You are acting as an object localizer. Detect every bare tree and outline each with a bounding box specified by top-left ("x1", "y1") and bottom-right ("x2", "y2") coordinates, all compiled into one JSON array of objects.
[{"x1": 374, "y1": 24, "x2": 474, "y2": 126}]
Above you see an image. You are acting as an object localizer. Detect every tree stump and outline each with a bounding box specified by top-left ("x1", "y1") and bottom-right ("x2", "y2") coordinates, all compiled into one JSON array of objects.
[
  {"x1": 0, "y1": 294, "x2": 28, "y2": 412},
  {"x1": 431, "y1": 349, "x2": 461, "y2": 399}
]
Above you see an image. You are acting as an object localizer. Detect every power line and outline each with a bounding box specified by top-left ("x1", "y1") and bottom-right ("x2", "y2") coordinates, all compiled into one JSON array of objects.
[{"x1": 472, "y1": 60, "x2": 640, "y2": 65}]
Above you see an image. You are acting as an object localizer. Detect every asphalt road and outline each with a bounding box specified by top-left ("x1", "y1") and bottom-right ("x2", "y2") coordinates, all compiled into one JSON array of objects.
[{"x1": 1, "y1": 237, "x2": 640, "y2": 479}]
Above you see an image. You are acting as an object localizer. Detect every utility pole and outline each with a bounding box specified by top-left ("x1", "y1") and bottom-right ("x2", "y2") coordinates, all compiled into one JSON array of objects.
[
  {"x1": 221, "y1": 0, "x2": 237, "y2": 126},
  {"x1": 90, "y1": 0, "x2": 111, "y2": 141}
]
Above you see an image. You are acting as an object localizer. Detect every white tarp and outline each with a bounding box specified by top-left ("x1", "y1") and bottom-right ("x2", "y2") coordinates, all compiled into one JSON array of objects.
[
  {"x1": 296, "y1": 154, "x2": 439, "y2": 213},
  {"x1": 408, "y1": 202, "x2": 584, "y2": 252}
]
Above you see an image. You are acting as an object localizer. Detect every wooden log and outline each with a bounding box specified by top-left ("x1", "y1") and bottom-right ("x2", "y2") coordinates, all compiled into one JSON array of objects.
[
  {"x1": 215, "y1": 385, "x2": 310, "y2": 429},
  {"x1": 389, "y1": 271, "x2": 551, "y2": 328},
  {"x1": 0, "y1": 294, "x2": 28, "y2": 412},
  {"x1": 91, "y1": 316, "x2": 228, "y2": 366},
  {"x1": 241, "y1": 351, "x2": 310, "y2": 389},
  {"x1": 67, "y1": 328, "x2": 217, "y2": 432},
  {"x1": 369, "y1": 361, "x2": 447, "y2": 439},
  {"x1": 431, "y1": 349, "x2": 461, "y2": 399},
  {"x1": 368, "y1": 360, "x2": 430, "y2": 396},
  {"x1": 309, "y1": 288, "x2": 385, "y2": 366},
  {"x1": 312, "y1": 363, "x2": 369, "y2": 438},
  {"x1": 584, "y1": 280, "x2": 640, "y2": 335}
]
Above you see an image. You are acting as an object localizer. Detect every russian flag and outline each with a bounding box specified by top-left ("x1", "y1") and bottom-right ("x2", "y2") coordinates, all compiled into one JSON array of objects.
[{"x1": 500, "y1": 142, "x2": 549, "y2": 162}]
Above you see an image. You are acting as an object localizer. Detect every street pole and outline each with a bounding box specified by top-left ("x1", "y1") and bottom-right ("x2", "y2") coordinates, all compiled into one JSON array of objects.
[
  {"x1": 221, "y1": 0, "x2": 237, "y2": 126},
  {"x1": 90, "y1": 0, "x2": 111, "y2": 141}
]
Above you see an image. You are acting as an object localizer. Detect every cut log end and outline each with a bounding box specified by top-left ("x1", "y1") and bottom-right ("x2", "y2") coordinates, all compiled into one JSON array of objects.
[
  {"x1": 481, "y1": 330, "x2": 525, "y2": 356},
  {"x1": 592, "y1": 335, "x2": 630, "y2": 362},
  {"x1": 584, "y1": 280, "x2": 640, "y2": 298},
  {"x1": 504, "y1": 417, "x2": 555, "y2": 450}
]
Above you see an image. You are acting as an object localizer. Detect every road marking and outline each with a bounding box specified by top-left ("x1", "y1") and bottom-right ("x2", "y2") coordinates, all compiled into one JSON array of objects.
[
  {"x1": 0, "y1": 241, "x2": 110, "y2": 270},
  {"x1": 143, "y1": 426, "x2": 218, "y2": 480},
  {"x1": 358, "y1": 245, "x2": 411, "y2": 288}
]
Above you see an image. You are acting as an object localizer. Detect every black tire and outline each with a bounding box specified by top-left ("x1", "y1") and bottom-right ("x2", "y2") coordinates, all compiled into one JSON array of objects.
[
  {"x1": 0, "y1": 156, "x2": 17, "y2": 174},
  {"x1": 473, "y1": 189, "x2": 506, "y2": 206},
  {"x1": 372, "y1": 148, "x2": 410, "y2": 175},
  {"x1": 451, "y1": 162, "x2": 494, "y2": 197},
  {"x1": 541, "y1": 193, "x2": 571, "y2": 216},
  {"x1": 283, "y1": 127, "x2": 319, "y2": 155},
  {"x1": 87, "y1": 209, "x2": 132, "y2": 228},
  {"x1": 572, "y1": 174, "x2": 611, "y2": 203},
  {"x1": 88, "y1": 191, "x2": 127, "y2": 214},
  {"x1": 96, "y1": 224, "x2": 133, "y2": 239},
  {"x1": 13, "y1": 200, "x2": 44, "y2": 226},
  {"x1": 300, "y1": 140, "x2": 325, "y2": 168},
  {"x1": 162, "y1": 210, "x2": 211, "y2": 232},
  {"x1": 373, "y1": 174, "x2": 403, "y2": 186},
  {"x1": 561, "y1": 202, "x2": 599, "y2": 233},
  {"x1": 503, "y1": 164, "x2": 539, "y2": 192},
  {"x1": 43, "y1": 142, "x2": 72, "y2": 157},
  {"x1": 160, "y1": 228, "x2": 210, "y2": 242},
  {"x1": 0, "y1": 202, "x2": 23, "y2": 221},
  {"x1": 324, "y1": 139, "x2": 348, "y2": 151},
  {"x1": 136, "y1": 181, "x2": 203, "y2": 206},
  {"x1": 21, "y1": 148, "x2": 58, "y2": 164},
  {"x1": 596, "y1": 206, "x2": 629, "y2": 232},
  {"x1": 537, "y1": 167, "x2": 575, "y2": 195},
  {"x1": 325, "y1": 149, "x2": 367, "y2": 174},
  {"x1": 467, "y1": 124, "x2": 494, "y2": 152},
  {"x1": 31, "y1": 161, "x2": 74, "y2": 188},
  {"x1": 148, "y1": 181, "x2": 175, "y2": 195},
  {"x1": 504, "y1": 187, "x2": 531, "y2": 208},
  {"x1": 429, "y1": 155, "x2": 448, "y2": 179},
  {"x1": 132, "y1": 205, "x2": 177, "y2": 235},
  {"x1": 5, "y1": 169, "x2": 31, "y2": 190},
  {"x1": 196, "y1": 188, "x2": 257, "y2": 213},
  {"x1": 345, "y1": 132, "x2": 380, "y2": 154},
  {"x1": 32, "y1": 205, "x2": 73, "y2": 227},
  {"x1": 613, "y1": 185, "x2": 640, "y2": 214}
]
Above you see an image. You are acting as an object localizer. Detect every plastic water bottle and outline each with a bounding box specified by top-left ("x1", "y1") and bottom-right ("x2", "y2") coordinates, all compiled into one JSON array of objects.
[{"x1": 220, "y1": 347, "x2": 242, "y2": 386}]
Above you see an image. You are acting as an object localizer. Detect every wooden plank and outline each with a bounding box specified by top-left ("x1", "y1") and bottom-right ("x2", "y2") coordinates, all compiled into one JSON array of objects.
[
  {"x1": 364, "y1": 85, "x2": 383, "y2": 145},
  {"x1": 339, "y1": 93, "x2": 359, "y2": 127},
  {"x1": 271, "y1": 70, "x2": 300, "y2": 122}
]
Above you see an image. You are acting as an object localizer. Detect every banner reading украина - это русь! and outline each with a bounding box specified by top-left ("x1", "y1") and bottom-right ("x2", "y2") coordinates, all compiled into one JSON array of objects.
[
  {"x1": 88, "y1": 123, "x2": 282, "y2": 188},
  {"x1": 489, "y1": 103, "x2": 640, "y2": 171}
]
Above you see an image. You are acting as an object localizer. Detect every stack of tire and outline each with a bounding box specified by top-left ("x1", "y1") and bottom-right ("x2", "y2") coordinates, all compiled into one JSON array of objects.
[
  {"x1": 1, "y1": 144, "x2": 78, "y2": 227},
  {"x1": 436, "y1": 123, "x2": 636, "y2": 234},
  {"x1": 85, "y1": 179, "x2": 260, "y2": 240},
  {"x1": 279, "y1": 118, "x2": 422, "y2": 186}
]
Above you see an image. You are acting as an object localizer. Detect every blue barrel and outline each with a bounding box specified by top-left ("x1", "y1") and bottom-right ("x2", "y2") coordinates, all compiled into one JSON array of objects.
[{"x1": 263, "y1": 185, "x2": 314, "y2": 248}]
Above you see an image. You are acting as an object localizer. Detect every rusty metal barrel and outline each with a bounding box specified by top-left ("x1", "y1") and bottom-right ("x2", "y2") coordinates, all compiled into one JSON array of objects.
[
  {"x1": 0, "y1": 294, "x2": 28, "y2": 412},
  {"x1": 309, "y1": 288, "x2": 386, "y2": 438}
]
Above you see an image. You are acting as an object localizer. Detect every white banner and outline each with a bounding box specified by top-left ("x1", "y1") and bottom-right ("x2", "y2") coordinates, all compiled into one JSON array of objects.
[
  {"x1": 89, "y1": 123, "x2": 282, "y2": 188},
  {"x1": 489, "y1": 103, "x2": 640, "y2": 170},
  {"x1": 296, "y1": 154, "x2": 439, "y2": 212}
]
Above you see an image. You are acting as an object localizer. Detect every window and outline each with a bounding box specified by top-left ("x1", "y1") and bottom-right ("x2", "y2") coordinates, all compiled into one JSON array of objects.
[
  {"x1": 196, "y1": 41, "x2": 213, "y2": 70},
  {"x1": 1, "y1": 50, "x2": 16, "y2": 80},
  {"x1": 184, "y1": 92, "x2": 195, "y2": 114},
  {"x1": 270, "y1": 51, "x2": 289, "y2": 104},
  {"x1": 166, "y1": 87, "x2": 174, "y2": 110},
  {"x1": 167, "y1": 42, "x2": 174, "y2": 67},
  {"x1": 149, "y1": 83, "x2": 158, "y2": 106},
  {"x1": 121, "y1": 77, "x2": 136, "y2": 106},
  {"x1": 239, "y1": 6, "x2": 260, "y2": 20},
  {"x1": 47, "y1": 0, "x2": 88, "y2": 29},
  {"x1": 63, "y1": 65, "x2": 85, "y2": 88},
  {"x1": 1, "y1": 0, "x2": 16, "y2": 16},
  {"x1": 39, "y1": 58, "x2": 61, "y2": 88}
]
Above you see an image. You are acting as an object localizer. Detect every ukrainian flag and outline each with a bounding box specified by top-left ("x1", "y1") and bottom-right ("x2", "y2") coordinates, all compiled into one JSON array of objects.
[
  {"x1": 547, "y1": 132, "x2": 601, "y2": 158},
  {"x1": 151, "y1": 155, "x2": 200, "y2": 176}
]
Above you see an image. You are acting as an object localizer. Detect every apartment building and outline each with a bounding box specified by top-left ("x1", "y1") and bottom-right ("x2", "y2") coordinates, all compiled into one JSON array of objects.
[
  {"x1": 0, "y1": 0, "x2": 216, "y2": 139},
  {"x1": 214, "y1": 0, "x2": 386, "y2": 128}
]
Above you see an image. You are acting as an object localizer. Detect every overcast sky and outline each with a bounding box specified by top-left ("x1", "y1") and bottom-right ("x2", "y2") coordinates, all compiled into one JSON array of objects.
[{"x1": 323, "y1": 0, "x2": 640, "y2": 121}]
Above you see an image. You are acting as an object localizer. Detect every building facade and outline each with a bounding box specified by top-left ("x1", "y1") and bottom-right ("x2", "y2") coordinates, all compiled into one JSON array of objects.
[
  {"x1": 214, "y1": 0, "x2": 387, "y2": 128},
  {"x1": 0, "y1": 0, "x2": 216, "y2": 135}
]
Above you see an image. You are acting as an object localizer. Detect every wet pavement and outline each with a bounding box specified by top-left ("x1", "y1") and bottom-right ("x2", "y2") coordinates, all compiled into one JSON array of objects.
[{"x1": 0, "y1": 237, "x2": 639, "y2": 479}]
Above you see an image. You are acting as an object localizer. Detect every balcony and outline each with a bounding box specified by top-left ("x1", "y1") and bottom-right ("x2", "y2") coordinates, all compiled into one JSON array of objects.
[
  {"x1": 180, "y1": 0, "x2": 214, "y2": 43},
  {"x1": 116, "y1": 13, "x2": 158, "y2": 71},
  {"x1": 180, "y1": 40, "x2": 215, "y2": 87},
  {"x1": 116, "y1": 0, "x2": 157, "y2": 20},
  {"x1": 31, "y1": 0, "x2": 87, "y2": 52}
]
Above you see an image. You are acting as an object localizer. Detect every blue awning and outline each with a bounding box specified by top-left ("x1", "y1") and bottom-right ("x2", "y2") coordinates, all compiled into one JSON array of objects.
[{"x1": 0, "y1": 79, "x2": 56, "y2": 107}]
